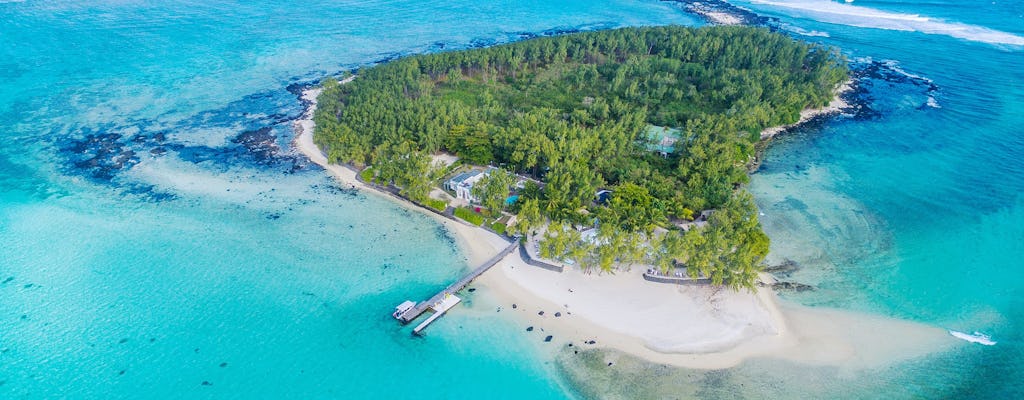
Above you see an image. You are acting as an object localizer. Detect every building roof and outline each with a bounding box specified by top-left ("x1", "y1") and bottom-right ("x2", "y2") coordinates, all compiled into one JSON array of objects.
[
  {"x1": 447, "y1": 170, "x2": 482, "y2": 185},
  {"x1": 643, "y1": 125, "x2": 681, "y2": 154}
]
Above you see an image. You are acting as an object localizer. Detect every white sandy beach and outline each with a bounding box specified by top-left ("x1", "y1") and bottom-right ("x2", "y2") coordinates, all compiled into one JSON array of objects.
[
  {"x1": 293, "y1": 86, "x2": 359, "y2": 189},
  {"x1": 293, "y1": 81, "x2": 956, "y2": 371},
  {"x1": 476, "y1": 257, "x2": 955, "y2": 369}
]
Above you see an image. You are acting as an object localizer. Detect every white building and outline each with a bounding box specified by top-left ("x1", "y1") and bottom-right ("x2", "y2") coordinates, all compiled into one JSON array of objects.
[{"x1": 444, "y1": 169, "x2": 491, "y2": 203}]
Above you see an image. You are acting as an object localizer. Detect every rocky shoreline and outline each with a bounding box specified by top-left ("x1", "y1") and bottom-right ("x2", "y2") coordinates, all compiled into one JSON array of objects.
[{"x1": 661, "y1": 0, "x2": 775, "y2": 26}]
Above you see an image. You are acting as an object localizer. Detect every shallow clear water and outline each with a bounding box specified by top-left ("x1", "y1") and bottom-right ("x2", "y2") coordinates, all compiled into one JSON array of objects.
[{"x1": 2, "y1": 0, "x2": 1023, "y2": 398}]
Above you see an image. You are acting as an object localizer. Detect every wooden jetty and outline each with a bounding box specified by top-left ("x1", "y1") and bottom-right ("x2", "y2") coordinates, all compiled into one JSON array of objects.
[{"x1": 393, "y1": 240, "x2": 518, "y2": 335}]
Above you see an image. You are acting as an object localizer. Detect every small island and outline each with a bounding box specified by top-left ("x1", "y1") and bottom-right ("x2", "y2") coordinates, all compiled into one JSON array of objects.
[
  {"x1": 296, "y1": 25, "x2": 952, "y2": 369},
  {"x1": 313, "y1": 25, "x2": 848, "y2": 290}
]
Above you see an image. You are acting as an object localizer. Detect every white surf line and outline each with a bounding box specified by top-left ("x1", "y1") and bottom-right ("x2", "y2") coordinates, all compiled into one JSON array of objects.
[
  {"x1": 781, "y1": 23, "x2": 830, "y2": 37},
  {"x1": 749, "y1": 0, "x2": 1024, "y2": 46},
  {"x1": 949, "y1": 330, "x2": 997, "y2": 346}
]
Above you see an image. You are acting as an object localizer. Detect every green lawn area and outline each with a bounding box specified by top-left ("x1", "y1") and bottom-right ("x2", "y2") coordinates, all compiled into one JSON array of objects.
[
  {"x1": 489, "y1": 220, "x2": 507, "y2": 235},
  {"x1": 422, "y1": 198, "x2": 448, "y2": 212},
  {"x1": 359, "y1": 168, "x2": 374, "y2": 183},
  {"x1": 454, "y1": 207, "x2": 484, "y2": 226}
]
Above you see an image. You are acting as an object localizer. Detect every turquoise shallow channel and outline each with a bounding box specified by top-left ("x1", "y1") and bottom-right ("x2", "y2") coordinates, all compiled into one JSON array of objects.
[{"x1": 1, "y1": 0, "x2": 1022, "y2": 398}]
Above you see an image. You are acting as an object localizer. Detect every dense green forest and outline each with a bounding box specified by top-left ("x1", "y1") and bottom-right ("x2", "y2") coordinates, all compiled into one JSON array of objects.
[{"x1": 314, "y1": 26, "x2": 847, "y2": 290}]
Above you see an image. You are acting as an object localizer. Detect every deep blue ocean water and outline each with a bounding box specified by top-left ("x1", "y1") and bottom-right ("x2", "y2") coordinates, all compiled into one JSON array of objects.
[{"x1": 1, "y1": 0, "x2": 1022, "y2": 398}]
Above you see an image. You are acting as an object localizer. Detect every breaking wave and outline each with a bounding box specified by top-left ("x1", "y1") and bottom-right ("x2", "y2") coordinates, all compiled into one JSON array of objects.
[
  {"x1": 750, "y1": 0, "x2": 1024, "y2": 46},
  {"x1": 781, "y1": 23, "x2": 830, "y2": 37}
]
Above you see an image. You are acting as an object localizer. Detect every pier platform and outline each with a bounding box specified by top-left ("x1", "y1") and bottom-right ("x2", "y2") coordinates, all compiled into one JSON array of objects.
[
  {"x1": 393, "y1": 240, "x2": 517, "y2": 334},
  {"x1": 412, "y1": 294, "x2": 462, "y2": 335}
]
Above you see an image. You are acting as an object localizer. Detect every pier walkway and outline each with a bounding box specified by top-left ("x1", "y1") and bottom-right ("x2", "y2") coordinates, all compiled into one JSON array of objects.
[{"x1": 394, "y1": 240, "x2": 518, "y2": 334}]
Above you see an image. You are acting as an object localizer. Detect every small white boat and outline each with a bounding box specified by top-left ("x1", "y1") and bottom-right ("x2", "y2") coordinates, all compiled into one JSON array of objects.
[
  {"x1": 949, "y1": 330, "x2": 996, "y2": 345},
  {"x1": 393, "y1": 300, "x2": 416, "y2": 319}
]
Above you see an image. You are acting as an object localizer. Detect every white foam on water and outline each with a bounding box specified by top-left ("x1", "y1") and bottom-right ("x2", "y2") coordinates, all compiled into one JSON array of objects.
[
  {"x1": 949, "y1": 330, "x2": 997, "y2": 345},
  {"x1": 926, "y1": 96, "x2": 941, "y2": 108},
  {"x1": 782, "y1": 23, "x2": 831, "y2": 37},
  {"x1": 749, "y1": 0, "x2": 1024, "y2": 46},
  {"x1": 879, "y1": 59, "x2": 932, "y2": 83}
]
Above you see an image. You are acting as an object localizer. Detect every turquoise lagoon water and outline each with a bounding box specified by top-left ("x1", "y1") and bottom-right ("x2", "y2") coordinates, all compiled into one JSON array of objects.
[{"x1": 2, "y1": 0, "x2": 1024, "y2": 398}]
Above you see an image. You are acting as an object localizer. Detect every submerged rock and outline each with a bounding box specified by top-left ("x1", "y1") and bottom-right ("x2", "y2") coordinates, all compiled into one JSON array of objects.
[
  {"x1": 764, "y1": 259, "x2": 800, "y2": 276},
  {"x1": 772, "y1": 281, "x2": 815, "y2": 292},
  {"x1": 231, "y1": 126, "x2": 279, "y2": 163}
]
